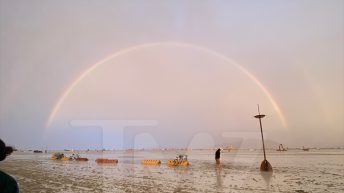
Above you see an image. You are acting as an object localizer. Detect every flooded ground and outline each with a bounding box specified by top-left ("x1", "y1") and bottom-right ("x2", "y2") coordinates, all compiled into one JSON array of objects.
[{"x1": 1, "y1": 149, "x2": 343, "y2": 193}]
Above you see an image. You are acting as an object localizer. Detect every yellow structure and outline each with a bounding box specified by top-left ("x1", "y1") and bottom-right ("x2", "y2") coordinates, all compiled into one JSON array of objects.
[
  {"x1": 50, "y1": 152, "x2": 65, "y2": 160},
  {"x1": 61, "y1": 157, "x2": 71, "y2": 161},
  {"x1": 50, "y1": 155, "x2": 71, "y2": 161},
  {"x1": 167, "y1": 154, "x2": 190, "y2": 166},
  {"x1": 167, "y1": 160, "x2": 189, "y2": 166},
  {"x1": 141, "y1": 159, "x2": 161, "y2": 165}
]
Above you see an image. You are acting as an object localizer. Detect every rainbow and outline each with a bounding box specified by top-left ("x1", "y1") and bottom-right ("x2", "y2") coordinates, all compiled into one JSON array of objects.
[{"x1": 46, "y1": 42, "x2": 287, "y2": 128}]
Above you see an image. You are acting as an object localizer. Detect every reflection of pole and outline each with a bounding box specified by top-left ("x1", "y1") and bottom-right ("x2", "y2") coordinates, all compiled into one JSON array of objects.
[{"x1": 255, "y1": 105, "x2": 267, "y2": 160}]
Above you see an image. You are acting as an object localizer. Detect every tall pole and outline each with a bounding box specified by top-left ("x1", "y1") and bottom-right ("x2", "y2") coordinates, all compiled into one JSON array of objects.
[
  {"x1": 254, "y1": 105, "x2": 272, "y2": 171},
  {"x1": 257, "y1": 105, "x2": 266, "y2": 160}
]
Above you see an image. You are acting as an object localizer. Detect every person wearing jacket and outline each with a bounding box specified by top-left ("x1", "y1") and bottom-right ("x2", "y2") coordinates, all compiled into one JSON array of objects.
[{"x1": 0, "y1": 139, "x2": 19, "y2": 193}]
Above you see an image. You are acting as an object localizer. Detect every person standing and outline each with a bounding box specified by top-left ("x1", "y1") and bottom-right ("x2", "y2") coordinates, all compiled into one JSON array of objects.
[
  {"x1": 0, "y1": 139, "x2": 19, "y2": 193},
  {"x1": 215, "y1": 148, "x2": 221, "y2": 164}
]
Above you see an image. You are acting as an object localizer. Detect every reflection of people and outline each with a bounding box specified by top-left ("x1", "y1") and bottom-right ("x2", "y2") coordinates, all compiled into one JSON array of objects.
[
  {"x1": 215, "y1": 148, "x2": 221, "y2": 164},
  {"x1": 0, "y1": 139, "x2": 19, "y2": 193},
  {"x1": 215, "y1": 164, "x2": 223, "y2": 188}
]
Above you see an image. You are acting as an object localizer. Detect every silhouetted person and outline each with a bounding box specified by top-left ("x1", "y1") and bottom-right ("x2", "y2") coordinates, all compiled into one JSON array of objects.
[
  {"x1": 215, "y1": 148, "x2": 221, "y2": 164},
  {"x1": 0, "y1": 139, "x2": 19, "y2": 193}
]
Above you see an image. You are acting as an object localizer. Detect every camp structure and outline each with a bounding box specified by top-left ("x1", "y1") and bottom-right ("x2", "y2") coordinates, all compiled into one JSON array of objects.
[
  {"x1": 167, "y1": 154, "x2": 189, "y2": 166},
  {"x1": 141, "y1": 159, "x2": 161, "y2": 165},
  {"x1": 95, "y1": 158, "x2": 118, "y2": 164}
]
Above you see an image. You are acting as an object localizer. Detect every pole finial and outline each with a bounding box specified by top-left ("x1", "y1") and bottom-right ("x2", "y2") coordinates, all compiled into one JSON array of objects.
[{"x1": 254, "y1": 104, "x2": 265, "y2": 119}]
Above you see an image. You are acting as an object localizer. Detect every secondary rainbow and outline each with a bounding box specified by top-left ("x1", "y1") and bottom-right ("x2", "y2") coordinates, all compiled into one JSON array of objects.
[{"x1": 46, "y1": 42, "x2": 288, "y2": 128}]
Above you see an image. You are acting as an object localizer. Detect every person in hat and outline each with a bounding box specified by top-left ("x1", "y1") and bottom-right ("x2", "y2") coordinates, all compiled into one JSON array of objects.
[{"x1": 0, "y1": 139, "x2": 19, "y2": 193}]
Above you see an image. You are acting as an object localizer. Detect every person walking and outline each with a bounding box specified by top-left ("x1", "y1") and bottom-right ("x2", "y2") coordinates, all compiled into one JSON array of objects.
[
  {"x1": 0, "y1": 139, "x2": 19, "y2": 193},
  {"x1": 215, "y1": 148, "x2": 221, "y2": 164}
]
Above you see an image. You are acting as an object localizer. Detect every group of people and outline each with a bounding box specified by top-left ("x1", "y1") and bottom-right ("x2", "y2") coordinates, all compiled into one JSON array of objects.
[{"x1": 0, "y1": 139, "x2": 19, "y2": 193}]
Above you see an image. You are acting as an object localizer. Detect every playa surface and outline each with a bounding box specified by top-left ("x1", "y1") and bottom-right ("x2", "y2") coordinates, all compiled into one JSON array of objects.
[{"x1": 1, "y1": 149, "x2": 343, "y2": 193}]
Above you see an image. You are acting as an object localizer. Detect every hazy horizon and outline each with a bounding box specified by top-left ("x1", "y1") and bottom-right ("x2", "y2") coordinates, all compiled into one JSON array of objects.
[{"x1": 1, "y1": 0, "x2": 343, "y2": 150}]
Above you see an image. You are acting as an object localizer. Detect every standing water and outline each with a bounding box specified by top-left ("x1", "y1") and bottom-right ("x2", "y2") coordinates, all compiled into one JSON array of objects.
[{"x1": 1, "y1": 149, "x2": 343, "y2": 193}]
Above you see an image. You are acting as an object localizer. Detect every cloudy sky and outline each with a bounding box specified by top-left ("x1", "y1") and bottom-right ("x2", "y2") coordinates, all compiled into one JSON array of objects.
[{"x1": 0, "y1": 0, "x2": 343, "y2": 150}]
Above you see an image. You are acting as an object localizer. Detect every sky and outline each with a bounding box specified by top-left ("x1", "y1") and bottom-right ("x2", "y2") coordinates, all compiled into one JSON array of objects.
[{"x1": 0, "y1": 0, "x2": 343, "y2": 150}]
